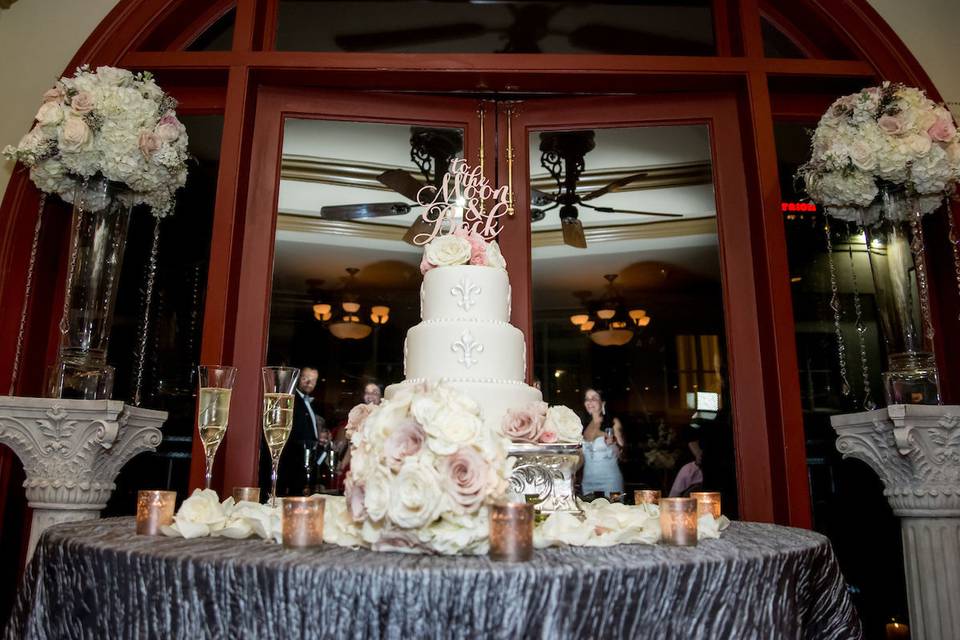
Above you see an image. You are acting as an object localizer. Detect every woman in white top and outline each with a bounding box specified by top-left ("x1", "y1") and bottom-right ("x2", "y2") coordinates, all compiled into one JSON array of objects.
[{"x1": 580, "y1": 388, "x2": 625, "y2": 497}]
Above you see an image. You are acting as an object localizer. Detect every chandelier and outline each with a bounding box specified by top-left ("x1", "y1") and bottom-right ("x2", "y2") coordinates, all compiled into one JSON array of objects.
[
  {"x1": 569, "y1": 274, "x2": 650, "y2": 347},
  {"x1": 311, "y1": 268, "x2": 389, "y2": 340}
]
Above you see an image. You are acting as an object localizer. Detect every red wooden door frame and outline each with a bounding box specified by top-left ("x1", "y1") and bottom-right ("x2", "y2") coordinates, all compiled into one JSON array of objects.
[
  {"x1": 507, "y1": 93, "x2": 809, "y2": 525},
  {"x1": 193, "y1": 87, "x2": 491, "y2": 492}
]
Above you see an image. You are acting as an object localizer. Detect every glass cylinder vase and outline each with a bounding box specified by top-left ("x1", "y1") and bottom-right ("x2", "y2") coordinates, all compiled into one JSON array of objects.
[
  {"x1": 863, "y1": 191, "x2": 941, "y2": 405},
  {"x1": 45, "y1": 176, "x2": 132, "y2": 400}
]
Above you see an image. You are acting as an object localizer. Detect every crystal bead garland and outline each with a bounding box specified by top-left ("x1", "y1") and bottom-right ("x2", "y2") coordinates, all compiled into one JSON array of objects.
[
  {"x1": 132, "y1": 217, "x2": 161, "y2": 407},
  {"x1": 909, "y1": 208, "x2": 935, "y2": 344},
  {"x1": 946, "y1": 204, "x2": 960, "y2": 320},
  {"x1": 8, "y1": 194, "x2": 47, "y2": 396},
  {"x1": 848, "y1": 226, "x2": 875, "y2": 410},
  {"x1": 824, "y1": 217, "x2": 851, "y2": 397}
]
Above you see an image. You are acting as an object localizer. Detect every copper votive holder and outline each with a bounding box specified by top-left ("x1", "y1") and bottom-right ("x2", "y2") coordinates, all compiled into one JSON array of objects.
[
  {"x1": 634, "y1": 489, "x2": 661, "y2": 506},
  {"x1": 690, "y1": 491, "x2": 722, "y2": 519},
  {"x1": 660, "y1": 497, "x2": 698, "y2": 546},
  {"x1": 232, "y1": 486, "x2": 261, "y2": 504},
  {"x1": 136, "y1": 490, "x2": 176, "y2": 535},
  {"x1": 609, "y1": 491, "x2": 623, "y2": 503},
  {"x1": 282, "y1": 496, "x2": 325, "y2": 548},
  {"x1": 489, "y1": 502, "x2": 534, "y2": 562}
]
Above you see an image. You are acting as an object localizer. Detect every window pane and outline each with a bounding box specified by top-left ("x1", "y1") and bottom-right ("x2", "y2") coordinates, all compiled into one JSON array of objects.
[
  {"x1": 775, "y1": 120, "x2": 908, "y2": 635},
  {"x1": 275, "y1": 1, "x2": 715, "y2": 55},
  {"x1": 265, "y1": 118, "x2": 464, "y2": 496},
  {"x1": 529, "y1": 124, "x2": 737, "y2": 515},
  {"x1": 761, "y1": 16, "x2": 806, "y2": 59},
  {"x1": 187, "y1": 7, "x2": 236, "y2": 51},
  {"x1": 105, "y1": 114, "x2": 224, "y2": 512}
]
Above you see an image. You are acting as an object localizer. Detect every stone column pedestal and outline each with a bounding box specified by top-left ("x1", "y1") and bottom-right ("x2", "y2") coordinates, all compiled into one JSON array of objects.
[
  {"x1": 0, "y1": 396, "x2": 166, "y2": 559},
  {"x1": 831, "y1": 404, "x2": 960, "y2": 640}
]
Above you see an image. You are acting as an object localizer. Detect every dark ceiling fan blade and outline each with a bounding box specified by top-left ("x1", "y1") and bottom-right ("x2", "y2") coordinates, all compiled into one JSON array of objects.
[
  {"x1": 320, "y1": 202, "x2": 412, "y2": 221},
  {"x1": 579, "y1": 172, "x2": 649, "y2": 202},
  {"x1": 334, "y1": 23, "x2": 487, "y2": 51},
  {"x1": 567, "y1": 24, "x2": 714, "y2": 56},
  {"x1": 561, "y1": 217, "x2": 587, "y2": 249},
  {"x1": 531, "y1": 188, "x2": 557, "y2": 207},
  {"x1": 531, "y1": 201, "x2": 560, "y2": 223},
  {"x1": 402, "y1": 215, "x2": 438, "y2": 246},
  {"x1": 582, "y1": 203, "x2": 683, "y2": 218},
  {"x1": 378, "y1": 169, "x2": 429, "y2": 202}
]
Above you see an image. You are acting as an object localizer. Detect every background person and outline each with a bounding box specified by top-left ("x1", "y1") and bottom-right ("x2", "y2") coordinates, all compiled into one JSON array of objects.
[{"x1": 580, "y1": 387, "x2": 624, "y2": 497}]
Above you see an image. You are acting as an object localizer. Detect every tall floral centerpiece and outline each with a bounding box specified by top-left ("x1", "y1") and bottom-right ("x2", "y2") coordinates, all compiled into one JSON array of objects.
[
  {"x1": 4, "y1": 66, "x2": 189, "y2": 399},
  {"x1": 799, "y1": 83, "x2": 960, "y2": 406}
]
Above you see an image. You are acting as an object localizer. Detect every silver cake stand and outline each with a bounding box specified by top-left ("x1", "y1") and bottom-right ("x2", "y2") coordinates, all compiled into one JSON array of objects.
[{"x1": 508, "y1": 443, "x2": 583, "y2": 514}]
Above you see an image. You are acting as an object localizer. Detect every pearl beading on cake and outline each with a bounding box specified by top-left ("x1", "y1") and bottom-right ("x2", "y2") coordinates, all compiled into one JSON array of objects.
[
  {"x1": 419, "y1": 318, "x2": 510, "y2": 326},
  {"x1": 401, "y1": 377, "x2": 532, "y2": 386}
]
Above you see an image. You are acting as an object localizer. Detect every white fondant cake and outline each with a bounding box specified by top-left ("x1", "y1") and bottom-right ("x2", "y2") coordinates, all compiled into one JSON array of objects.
[{"x1": 386, "y1": 260, "x2": 542, "y2": 430}]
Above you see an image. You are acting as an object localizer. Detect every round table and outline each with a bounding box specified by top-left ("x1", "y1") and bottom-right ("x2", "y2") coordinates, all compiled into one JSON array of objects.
[{"x1": 6, "y1": 517, "x2": 861, "y2": 639}]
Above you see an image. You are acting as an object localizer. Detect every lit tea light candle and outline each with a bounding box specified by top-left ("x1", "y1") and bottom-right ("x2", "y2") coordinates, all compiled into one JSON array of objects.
[
  {"x1": 232, "y1": 486, "x2": 261, "y2": 503},
  {"x1": 634, "y1": 489, "x2": 661, "y2": 506},
  {"x1": 135, "y1": 490, "x2": 176, "y2": 535},
  {"x1": 609, "y1": 491, "x2": 623, "y2": 503},
  {"x1": 690, "y1": 491, "x2": 722, "y2": 519},
  {"x1": 282, "y1": 496, "x2": 325, "y2": 548},
  {"x1": 489, "y1": 501, "x2": 534, "y2": 562},
  {"x1": 660, "y1": 497, "x2": 698, "y2": 546}
]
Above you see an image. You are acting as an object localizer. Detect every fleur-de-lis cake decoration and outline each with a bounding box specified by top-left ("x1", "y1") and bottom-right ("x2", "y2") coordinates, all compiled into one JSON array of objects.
[
  {"x1": 452, "y1": 330, "x2": 484, "y2": 369},
  {"x1": 451, "y1": 278, "x2": 482, "y2": 312}
]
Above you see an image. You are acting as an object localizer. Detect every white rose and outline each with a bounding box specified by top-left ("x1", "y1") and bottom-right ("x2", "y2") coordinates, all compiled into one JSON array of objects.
[
  {"x1": 163, "y1": 489, "x2": 226, "y2": 538},
  {"x1": 420, "y1": 511, "x2": 489, "y2": 555},
  {"x1": 545, "y1": 405, "x2": 583, "y2": 443},
  {"x1": 364, "y1": 469, "x2": 391, "y2": 522},
  {"x1": 155, "y1": 122, "x2": 181, "y2": 143},
  {"x1": 96, "y1": 66, "x2": 134, "y2": 87},
  {"x1": 484, "y1": 240, "x2": 507, "y2": 270},
  {"x1": 387, "y1": 459, "x2": 445, "y2": 529},
  {"x1": 422, "y1": 406, "x2": 482, "y2": 455},
  {"x1": 35, "y1": 102, "x2": 64, "y2": 127},
  {"x1": 59, "y1": 117, "x2": 91, "y2": 152},
  {"x1": 424, "y1": 235, "x2": 471, "y2": 268}
]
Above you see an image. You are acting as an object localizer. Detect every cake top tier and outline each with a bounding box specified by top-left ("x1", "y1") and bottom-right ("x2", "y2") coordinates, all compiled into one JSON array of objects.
[{"x1": 419, "y1": 229, "x2": 507, "y2": 276}]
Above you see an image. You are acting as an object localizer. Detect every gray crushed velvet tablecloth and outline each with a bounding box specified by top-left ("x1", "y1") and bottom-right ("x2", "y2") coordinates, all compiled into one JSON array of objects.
[{"x1": 5, "y1": 517, "x2": 861, "y2": 640}]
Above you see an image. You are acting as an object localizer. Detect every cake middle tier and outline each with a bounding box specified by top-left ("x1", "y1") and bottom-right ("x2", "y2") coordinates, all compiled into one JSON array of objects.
[{"x1": 404, "y1": 319, "x2": 526, "y2": 382}]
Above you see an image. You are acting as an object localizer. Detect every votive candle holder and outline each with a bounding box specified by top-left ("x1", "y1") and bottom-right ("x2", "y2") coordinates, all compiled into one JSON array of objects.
[
  {"x1": 660, "y1": 497, "x2": 698, "y2": 546},
  {"x1": 136, "y1": 490, "x2": 176, "y2": 535},
  {"x1": 634, "y1": 489, "x2": 661, "y2": 506},
  {"x1": 690, "y1": 491, "x2": 722, "y2": 519},
  {"x1": 489, "y1": 501, "x2": 534, "y2": 562},
  {"x1": 232, "y1": 486, "x2": 261, "y2": 504},
  {"x1": 282, "y1": 496, "x2": 325, "y2": 548}
]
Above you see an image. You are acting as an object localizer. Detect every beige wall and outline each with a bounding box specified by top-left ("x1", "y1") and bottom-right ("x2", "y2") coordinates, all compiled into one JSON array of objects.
[{"x1": 0, "y1": 0, "x2": 958, "y2": 200}]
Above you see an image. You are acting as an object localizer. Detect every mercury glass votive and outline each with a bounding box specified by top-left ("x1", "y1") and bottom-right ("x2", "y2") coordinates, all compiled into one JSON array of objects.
[
  {"x1": 489, "y1": 502, "x2": 534, "y2": 562},
  {"x1": 136, "y1": 490, "x2": 176, "y2": 535},
  {"x1": 660, "y1": 497, "x2": 698, "y2": 546},
  {"x1": 282, "y1": 496, "x2": 325, "y2": 548},
  {"x1": 634, "y1": 489, "x2": 661, "y2": 506},
  {"x1": 690, "y1": 491, "x2": 722, "y2": 519},
  {"x1": 232, "y1": 486, "x2": 261, "y2": 503}
]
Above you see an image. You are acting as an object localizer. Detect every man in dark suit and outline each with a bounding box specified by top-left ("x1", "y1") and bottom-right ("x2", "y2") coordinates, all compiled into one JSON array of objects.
[{"x1": 277, "y1": 366, "x2": 323, "y2": 496}]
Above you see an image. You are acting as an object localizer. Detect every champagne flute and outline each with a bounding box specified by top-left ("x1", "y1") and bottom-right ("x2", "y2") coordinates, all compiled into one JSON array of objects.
[
  {"x1": 262, "y1": 366, "x2": 299, "y2": 506},
  {"x1": 196, "y1": 365, "x2": 237, "y2": 490}
]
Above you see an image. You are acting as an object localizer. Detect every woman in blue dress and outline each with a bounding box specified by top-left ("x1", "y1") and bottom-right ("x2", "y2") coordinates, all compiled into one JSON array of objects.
[{"x1": 580, "y1": 388, "x2": 625, "y2": 497}]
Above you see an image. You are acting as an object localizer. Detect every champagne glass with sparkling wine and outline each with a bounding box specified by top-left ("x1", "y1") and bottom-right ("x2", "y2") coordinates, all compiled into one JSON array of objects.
[
  {"x1": 262, "y1": 366, "x2": 299, "y2": 506},
  {"x1": 196, "y1": 365, "x2": 237, "y2": 489}
]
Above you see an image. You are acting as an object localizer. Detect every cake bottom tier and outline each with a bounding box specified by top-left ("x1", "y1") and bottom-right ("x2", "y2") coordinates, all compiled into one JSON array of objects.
[{"x1": 384, "y1": 379, "x2": 542, "y2": 431}]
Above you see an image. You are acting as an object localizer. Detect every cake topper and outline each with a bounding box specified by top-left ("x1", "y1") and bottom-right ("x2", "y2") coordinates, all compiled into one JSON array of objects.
[{"x1": 413, "y1": 158, "x2": 512, "y2": 245}]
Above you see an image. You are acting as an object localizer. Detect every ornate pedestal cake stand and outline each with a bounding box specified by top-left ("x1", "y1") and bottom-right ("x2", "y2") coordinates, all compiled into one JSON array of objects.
[
  {"x1": 508, "y1": 443, "x2": 583, "y2": 514},
  {"x1": 831, "y1": 405, "x2": 960, "y2": 640},
  {"x1": 0, "y1": 397, "x2": 166, "y2": 559}
]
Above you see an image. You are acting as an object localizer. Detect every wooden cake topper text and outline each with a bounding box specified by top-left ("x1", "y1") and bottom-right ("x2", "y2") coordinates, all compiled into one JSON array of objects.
[{"x1": 413, "y1": 159, "x2": 512, "y2": 245}]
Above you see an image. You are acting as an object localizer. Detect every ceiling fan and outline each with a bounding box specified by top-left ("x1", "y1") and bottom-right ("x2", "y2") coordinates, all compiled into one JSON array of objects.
[
  {"x1": 533, "y1": 130, "x2": 683, "y2": 249},
  {"x1": 319, "y1": 127, "x2": 462, "y2": 245}
]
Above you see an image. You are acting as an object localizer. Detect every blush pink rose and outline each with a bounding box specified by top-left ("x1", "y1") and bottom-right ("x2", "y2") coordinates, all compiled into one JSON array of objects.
[
  {"x1": 420, "y1": 253, "x2": 436, "y2": 275},
  {"x1": 155, "y1": 122, "x2": 181, "y2": 143},
  {"x1": 138, "y1": 130, "x2": 162, "y2": 159},
  {"x1": 928, "y1": 110, "x2": 957, "y2": 143},
  {"x1": 539, "y1": 429, "x2": 558, "y2": 444},
  {"x1": 345, "y1": 479, "x2": 366, "y2": 522},
  {"x1": 441, "y1": 446, "x2": 490, "y2": 512},
  {"x1": 42, "y1": 86, "x2": 65, "y2": 104},
  {"x1": 383, "y1": 419, "x2": 425, "y2": 470},
  {"x1": 346, "y1": 402, "x2": 374, "y2": 436},
  {"x1": 878, "y1": 114, "x2": 906, "y2": 135},
  {"x1": 501, "y1": 401, "x2": 547, "y2": 442},
  {"x1": 454, "y1": 226, "x2": 488, "y2": 266},
  {"x1": 70, "y1": 92, "x2": 95, "y2": 115}
]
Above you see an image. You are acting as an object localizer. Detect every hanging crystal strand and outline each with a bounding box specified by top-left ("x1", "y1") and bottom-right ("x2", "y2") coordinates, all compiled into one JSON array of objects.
[
  {"x1": 825, "y1": 217, "x2": 851, "y2": 396},
  {"x1": 132, "y1": 217, "x2": 162, "y2": 407},
  {"x1": 909, "y1": 208, "x2": 935, "y2": 344},
  {"x1": 847, "y1": 225, "x2": 875, "y2": 410},
  {"x1": 945, "y1": 203, "x2": 960, "y2": 320},
  {"x1": 8, "y1": 194, "x2": 47, "y2": 396}
]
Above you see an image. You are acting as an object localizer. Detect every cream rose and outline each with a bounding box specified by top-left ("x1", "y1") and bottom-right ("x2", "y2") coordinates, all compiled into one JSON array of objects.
[
  {"x1": 42, "y1": 86, "x2": 65, "y2": 104},
  {"x1": 70, "y1": 92, "x2": 95, "y2": 115},
  {"x1": 35, "y1": 102, "x2": 64, "y2": 127},
  {"x1": 422, "y1": 406, "x2": 482, "y2": 455},
  {"x1": 95, "y1": 65, "x2": 133, "y2": 87},
  {"x1": 345, "y1": 478, "x2": 366, "y2": 522},
  {"x1": 387, "y1": 459, "x2": 445, "y2": 529},
  {"x1": 383, "y1": 418, "x2": 425, "y2": 470},
  {"x1": 545, "y1": 405, "x2": 584, "y2": 443},
  {"x1": 364, "y1": 469, "x2": 391, "y2": 522},
  {"x1": 346, "y1": 402, "x2": 375, "y2": 436},
  {"x1": 484, "y1": 240, "x2": 507, "y2": 270},
  {"x1": 59, "y1": 117, "x2": 91, "y2": 152},
  {"x1": 501, "y1": 401, "x2": 547, "y2": 442},
  {"x1": 164, "y1": 488, "x2": 227, "y2": 538},
  {"x1": 424, "y1": 234, "x2": 472, "y2": 268},
  {"x1": 155, "y1": 122, "x2": 181, "y2": 143},
  {"x1": 441, "y1": 446, "x2": 491, "y2": 513}
]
